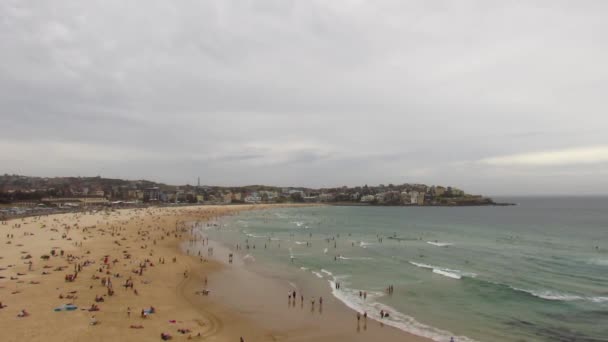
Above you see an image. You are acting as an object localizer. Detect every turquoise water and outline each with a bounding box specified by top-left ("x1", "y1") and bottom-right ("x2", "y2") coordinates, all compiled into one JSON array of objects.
[{"x1": 202, "y1": 198, "x2": 608, "y2": 342}]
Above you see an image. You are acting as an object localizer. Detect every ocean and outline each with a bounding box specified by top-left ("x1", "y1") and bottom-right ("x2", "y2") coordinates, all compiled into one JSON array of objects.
[{"x1": 198, "y1": 198, "x2": 608, "y2": 342}]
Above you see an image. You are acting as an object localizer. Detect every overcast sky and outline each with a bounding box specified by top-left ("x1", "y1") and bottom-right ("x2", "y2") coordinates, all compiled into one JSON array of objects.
[{"x1": 1, "y1": 1, "x2": 608, "y2": 195}]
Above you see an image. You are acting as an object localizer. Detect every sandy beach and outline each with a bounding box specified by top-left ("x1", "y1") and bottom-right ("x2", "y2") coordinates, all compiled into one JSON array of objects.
[{"x1": 0, "y1": 204, "x2": 430, "y2": 342}]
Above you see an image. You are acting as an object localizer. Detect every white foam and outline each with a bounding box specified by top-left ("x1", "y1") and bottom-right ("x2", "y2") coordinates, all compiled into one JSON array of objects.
[
  {"x1": 409, "y1": 261, "x2": 434, "y2": 270},
  {"x1": 588, "y1": 258, "x2": 608, "y2": 267},
  {"x1": 323, "y1": 248, "x2": 328, "y2": 254},
  {"x1": 589, "y1": 296, "x2": 608, "y2": 303},
  {"x1": 511, "y1": 287, "x2": 608, "y2": 303},
  {"x1": 409, "y1": 261, "x2": 476, "y2": 279},
  {"x1": 426, "y1": 241, "x2": 453, "y2": 247},
  {"x1": 512, "y1": 287, "x2": 581, "y2": 301},
  {"x1": 432, "y1": 269, "x2": 461, "y2": 279},
  {"x1": 242, "y1": 254, "x2": 256, "y2": 263},
  {"x1": 327, "y1": 277, "x2": 478, "y2": 342},
  {"x1": 338, "y1": 256, "x2": 374, "y2": 261},
  {"x1": 299, "y1": 267, "x2": 309, "y2": 271},
  {"x1": 321, "y1": 269, "x2": 333, "y2": 276},
  {"x1": 246, "y1": 233, "x2": 267, "y2": 238},
  {"x1": 294, "y1": 241, "x2": 307, "y2": 245},
  {"x1": 312, "y1": 271, "x2": 323, "y2": 278},
  {"x1": 359, "y1": 241, "x2": 372, "y2": 248}
]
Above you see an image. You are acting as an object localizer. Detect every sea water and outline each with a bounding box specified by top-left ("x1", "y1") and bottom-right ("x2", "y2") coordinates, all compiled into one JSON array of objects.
[{"x1": 200, "y1": 197, "x2": 608, "y2": 342}]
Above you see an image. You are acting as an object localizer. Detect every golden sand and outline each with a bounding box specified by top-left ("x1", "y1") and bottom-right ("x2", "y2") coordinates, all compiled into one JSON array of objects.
[{"x1": 0, "y1": 205, "x2": 429, "y2": 342}]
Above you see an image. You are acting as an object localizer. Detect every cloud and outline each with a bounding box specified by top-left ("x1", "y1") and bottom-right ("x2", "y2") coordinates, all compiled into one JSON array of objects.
[
  {"x1": 480, "y1": 146, "x2": 608, "y2": 166},
  {"x1": 1, "y1": 1, "x2": 608, "y2": 194}
]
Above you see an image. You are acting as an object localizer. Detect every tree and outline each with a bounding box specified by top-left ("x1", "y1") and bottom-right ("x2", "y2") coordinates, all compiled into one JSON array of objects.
[{"x1": 290, "y1": 192, "x2": 304, "y2": 202}]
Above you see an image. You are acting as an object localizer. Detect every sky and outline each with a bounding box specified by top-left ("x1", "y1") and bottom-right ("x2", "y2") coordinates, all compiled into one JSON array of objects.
[{"x1": 1, "y1": 1, "x2": 608, "y2": 195}]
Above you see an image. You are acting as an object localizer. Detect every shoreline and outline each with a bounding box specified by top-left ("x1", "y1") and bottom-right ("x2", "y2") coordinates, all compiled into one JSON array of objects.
[
  {"x1": 0, "y1": 204, "x2": 292, "y2": 341},
  {"x1": 187, "y1": 214, "x2": 437, "y2": 342},
  {"x1": 0, "y1": 204, "x2": 433, "y2": 342}
]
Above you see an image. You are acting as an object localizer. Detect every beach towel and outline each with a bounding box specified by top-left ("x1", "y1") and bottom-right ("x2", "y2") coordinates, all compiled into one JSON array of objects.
[{"x1": 54, "y1": 304, "x2": 78, "y2": 311}]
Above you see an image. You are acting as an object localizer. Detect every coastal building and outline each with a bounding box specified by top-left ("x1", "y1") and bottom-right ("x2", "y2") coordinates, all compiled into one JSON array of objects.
[
  {"x1": 223, "y1": 192, "x2": 232, "y2": 203},
  {"x1": 91, "y1": 190, "x2": 105, "y2": 197},
  {"x1": 383, "y1": 191, "x2": 401, "y2": 204},
  {"x1": 449, "y1": 187, "x2": 465, "y2": 197},
  {"x1": 319, "y1": 193, "x2": 335, "y2": 202},
  {"x1": 259, "y1": 191, "x2": 278, "y2": 201},
  {"x1": 244, "y1": 195, "x2": 261, "y2": 203},
  {"x1": 360, "y1": 195, "x2": 375, "y2": 203},
  {"x1": 400, "y1": 192, "x2": 410, "y2": 205},
  {"x1": 143, "y1": 187, "x2": 160, "y2": 202},
  {"x1": 408, "y1": 191, "x2": 417, "y2": 205},
  {"x1": 433, "y1": 186, "x2": 446, "y2": 197}
]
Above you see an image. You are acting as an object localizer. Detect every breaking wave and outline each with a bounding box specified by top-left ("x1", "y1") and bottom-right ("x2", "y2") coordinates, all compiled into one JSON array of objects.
[
  {"x1": 409, "y1": 261, "x2": 477, "y2": 279},
  {"x1": 509, "y1": 287, "x2": 608, "y2": 303},
  {"x1": 427, "y1": 241, "x2": 453, "y2": 247},
  {"x1": 327, "y1": 275, "x2": 478, "y2": 342},
  {"x1": 338, "y1": 255, "x2": 374, "y2": 261}
]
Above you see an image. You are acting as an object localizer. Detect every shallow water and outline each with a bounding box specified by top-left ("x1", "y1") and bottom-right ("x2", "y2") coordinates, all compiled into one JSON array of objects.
[{"x1": 200, "y1": 198, "x2": 608, "y2": 342}]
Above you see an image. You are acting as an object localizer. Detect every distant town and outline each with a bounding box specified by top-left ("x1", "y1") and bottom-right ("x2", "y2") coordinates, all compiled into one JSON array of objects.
[{"x1": 0, "y1": 174, "x2": 507, "y2": 216}]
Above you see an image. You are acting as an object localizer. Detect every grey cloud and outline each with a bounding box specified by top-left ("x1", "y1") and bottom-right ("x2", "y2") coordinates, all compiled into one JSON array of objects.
[{"x1": 1, "y1": 0, "x2": 608, "y2": 194}]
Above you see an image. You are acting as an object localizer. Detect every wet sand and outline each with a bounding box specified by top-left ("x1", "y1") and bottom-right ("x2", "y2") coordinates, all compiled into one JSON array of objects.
[
  {"x1": 186, "y1": 237, "x2": 431, "y2": 342},
  {"x1": 0, "y1": 204, "x2": 431, "y2": 342}
]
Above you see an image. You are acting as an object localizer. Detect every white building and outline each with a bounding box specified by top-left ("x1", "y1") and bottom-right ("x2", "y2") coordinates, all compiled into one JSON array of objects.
[
  {"x1": 244, "y1": 196, "x2": 261, "y2": 203},
  {"x1": 360, "y1": 195, "x2": 375, "y2": 203}
]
